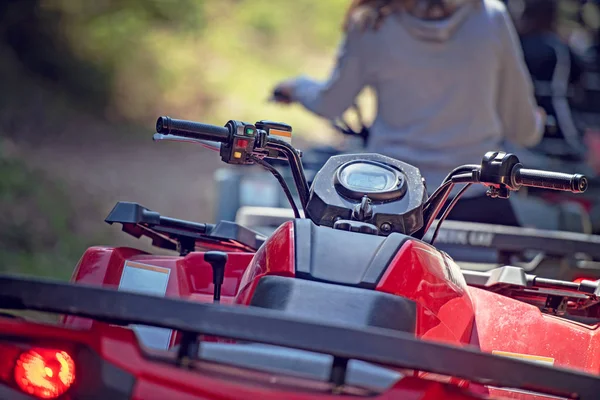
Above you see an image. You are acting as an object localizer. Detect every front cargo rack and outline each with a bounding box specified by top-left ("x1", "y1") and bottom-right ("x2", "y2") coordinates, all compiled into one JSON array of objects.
[{"x1": 1, "y1": 274, "x2": 600, "y2": 399}]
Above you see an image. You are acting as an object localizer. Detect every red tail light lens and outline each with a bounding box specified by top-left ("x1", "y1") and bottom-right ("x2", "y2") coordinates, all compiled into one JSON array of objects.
[{"x1": 13, "y1": 348, "x2": 76, "y2": 399}]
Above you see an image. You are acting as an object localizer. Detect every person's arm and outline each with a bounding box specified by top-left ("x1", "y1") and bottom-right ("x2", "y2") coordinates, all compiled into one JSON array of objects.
[
  {"x1": 281, "y1": 24, "x2": 369, "y2": 120},
  {"x1": 495, "y1": 6, "x2": 545, "y2": 148}
]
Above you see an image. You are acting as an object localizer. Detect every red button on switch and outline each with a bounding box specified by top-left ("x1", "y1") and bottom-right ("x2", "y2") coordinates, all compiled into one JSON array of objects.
[{"x1": 236, "y1": 139, "x2": 249, "y2": 148}]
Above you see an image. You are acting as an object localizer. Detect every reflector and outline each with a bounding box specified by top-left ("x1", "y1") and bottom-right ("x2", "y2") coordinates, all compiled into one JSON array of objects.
[{"x1": 14, "y1": 348, "x2": 75, "y2": 399}]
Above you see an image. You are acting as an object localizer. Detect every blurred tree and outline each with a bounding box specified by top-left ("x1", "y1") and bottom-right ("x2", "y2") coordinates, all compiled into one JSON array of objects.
[
  {"x1": 0, "y1": 0, "x2": 360, "y2": 280},
  {"x1": 0, "y1": 0, "x2": 111, "y2": 107},
  {"x1": 0, "y1": 0, "x2": 209, "y2": 113}
]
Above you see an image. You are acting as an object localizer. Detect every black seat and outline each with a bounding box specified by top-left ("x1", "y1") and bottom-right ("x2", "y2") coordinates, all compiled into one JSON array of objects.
[{"x1": 250, "y1": 276, "x2": 416, "y2": 334}]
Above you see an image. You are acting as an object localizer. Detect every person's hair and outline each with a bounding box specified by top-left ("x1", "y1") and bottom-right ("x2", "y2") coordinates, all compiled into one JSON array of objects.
[
  {"x1": 343, "y1": 0, "x2": 482, "y2": 32},
  {"x1": 343, "y1": 0, "x2": 404, "y2": 32}
]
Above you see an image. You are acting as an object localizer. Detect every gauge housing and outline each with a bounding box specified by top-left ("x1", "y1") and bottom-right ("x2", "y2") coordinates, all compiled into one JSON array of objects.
[{"x1": 306, "y1": 154, "x2": 427, "y2": 236}]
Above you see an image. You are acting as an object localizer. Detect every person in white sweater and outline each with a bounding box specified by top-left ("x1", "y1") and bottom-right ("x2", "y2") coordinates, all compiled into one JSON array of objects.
[{"x1": 273, "y1": 0, "x2": 546, "y2": 226}]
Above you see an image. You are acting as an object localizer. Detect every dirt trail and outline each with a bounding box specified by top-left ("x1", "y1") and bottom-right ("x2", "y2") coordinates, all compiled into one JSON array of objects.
[
  {"x1": 14, "y1": 133, "x2": 222, "y2": 247},
  {"x1": 9, "y1": 111, "x2": 322, "y2": 251}
]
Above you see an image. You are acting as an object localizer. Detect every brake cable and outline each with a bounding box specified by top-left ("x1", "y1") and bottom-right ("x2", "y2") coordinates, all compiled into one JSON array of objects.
[
  {"x1": 441, "y1": 164, "x2": 479, "y2": 185},
  {"x1": 429, "y1": 183, "x2": 473, "y2": 245},
  {"x1": 421, "y1": 181, "x2": 455, "y2": 234},
  {"x1": 249, "y1": 154, "x2": 301, "y2": 219}
]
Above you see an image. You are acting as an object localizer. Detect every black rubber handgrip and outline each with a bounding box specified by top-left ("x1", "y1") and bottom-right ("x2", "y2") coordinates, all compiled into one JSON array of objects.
[
  {"x1": 156, "y1": 116, "x2": 229, "y2": 143},
  {"x1": 513, "y1": 167, "x2": 588, "y2": 193}
]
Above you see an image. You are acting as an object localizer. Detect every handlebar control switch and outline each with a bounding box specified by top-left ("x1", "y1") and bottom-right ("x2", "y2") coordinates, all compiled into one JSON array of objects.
[
  {"x1": 478, "y1": 151, "x2": 523, "y2": 198},
  {"x1": 220, "y1": 120, "x2": 257, "y2": 165}
]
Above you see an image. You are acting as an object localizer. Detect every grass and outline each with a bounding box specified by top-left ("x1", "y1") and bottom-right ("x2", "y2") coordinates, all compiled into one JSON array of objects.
[{"x1": 0, "y1": 141, "x2": 108, "y2": 281}]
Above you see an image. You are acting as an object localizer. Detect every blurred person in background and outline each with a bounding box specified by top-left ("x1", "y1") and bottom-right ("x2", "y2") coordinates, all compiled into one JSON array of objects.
[
  {"x1": 578, "y1": 17, "x2": 600, "y2": 176},
  {"x1": 514, "y1": 0, "x2": 586, "y2": 155},
  {"x1": 272, "y1": 0, "x2": 545, "y2": 226}
]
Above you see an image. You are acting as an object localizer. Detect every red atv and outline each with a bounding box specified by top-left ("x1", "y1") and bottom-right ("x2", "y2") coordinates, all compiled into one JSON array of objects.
[{"x1": 0, "y1": 116, "x2": 598, "y2": 400}]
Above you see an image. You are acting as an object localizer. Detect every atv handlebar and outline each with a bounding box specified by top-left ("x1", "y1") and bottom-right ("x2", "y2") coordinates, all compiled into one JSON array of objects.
[
  {"x1": 470, "y1": 152, "x2": 589, "y2": 197},
  {"x1": 513, "y1": 167, "x2": 588, "y2": 193},
  {"x1": 153, "y1": 116, "x2": 589, "y2": 239},
  {"x1": 156, "y1": 116, "x2": 230, "y2": 143}
]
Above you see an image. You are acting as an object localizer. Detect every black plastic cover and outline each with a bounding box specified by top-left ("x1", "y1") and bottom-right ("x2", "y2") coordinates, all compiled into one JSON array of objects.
[
  {"x1": 306, "y1": 153, "x2": 426, "y2": 236},
  {"x1": 105, "y1": 201, "x2": 266, "y2": 252},
  {"x1": 294, "y1": 219, "x2": 409, "y2": 288},
  {"x1": 250, "y1": 275, "x2": 416, "y2": 334},
  {"x1": 70, "y1": 346, "x2": 136, "y2": 399},
  {"x1": 106, "y1": 201, "x2": 163, "y2": 225}
]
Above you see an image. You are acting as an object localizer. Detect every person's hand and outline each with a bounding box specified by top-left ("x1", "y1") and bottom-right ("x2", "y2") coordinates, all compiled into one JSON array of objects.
[
  {"x1": 271, "y1": 80, "x2": 296, "y2": 104},
  {"x1": 536, "y1": 106, "x2": 547, "y2": 126}
]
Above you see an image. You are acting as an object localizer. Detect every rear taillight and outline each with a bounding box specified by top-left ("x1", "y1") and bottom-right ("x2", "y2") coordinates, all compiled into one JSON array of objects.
[
  {"x1": 14, "y1": 348, "x2": 76, "y2": 399},
  {"x1": 0, "y1": 344, "x2": 76, "y2": 399}
]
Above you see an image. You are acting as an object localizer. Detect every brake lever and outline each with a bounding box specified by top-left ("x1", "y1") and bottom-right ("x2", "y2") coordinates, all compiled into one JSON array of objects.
[{"x1": 153, "y1": 133, "x2": 221, "y2": 152}]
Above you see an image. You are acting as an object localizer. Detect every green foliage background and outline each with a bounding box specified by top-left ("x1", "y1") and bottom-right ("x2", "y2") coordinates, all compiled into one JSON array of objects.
[
  {"x1": 4, "y1": 0, "x2": 355, "y2": 134},
  {"x1": 0, "y1": 0, "x2": 355, "y2": 279}
]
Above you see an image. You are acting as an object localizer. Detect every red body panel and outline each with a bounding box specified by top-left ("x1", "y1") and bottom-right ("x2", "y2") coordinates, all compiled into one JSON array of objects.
[
  {"x1": 234, "y1": 221, "x2": 296, "y2": 305},
  {"x1": 56, "y1": 222, "x2": 600, "y2": 400},
  {"x1": 67, "y1": 246, "x2": 254, "y2": 301},
  {"x1": 469, "y1": 287, "x2": 600, "y2": 374},
  {"x1": 63, "y1": 246, "x2": 255, "y2": 339},
  {"x1": 0, "y1": 318, "x2": 489, "y2": 400},
  {"x1": 233, "y1": 224, "x2": 476, "y2": 349},
  {"x1": 376, "y1": 240, "x2": 475, "y2": 346}
]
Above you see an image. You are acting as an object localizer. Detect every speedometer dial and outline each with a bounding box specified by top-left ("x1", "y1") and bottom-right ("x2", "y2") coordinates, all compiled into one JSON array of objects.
[
  {"x1": 339, "y1": 163, "x2": 397, "y2": 192},
  {"x1": 334, "y1": 161, "x2": 406, "y2": 202}
]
